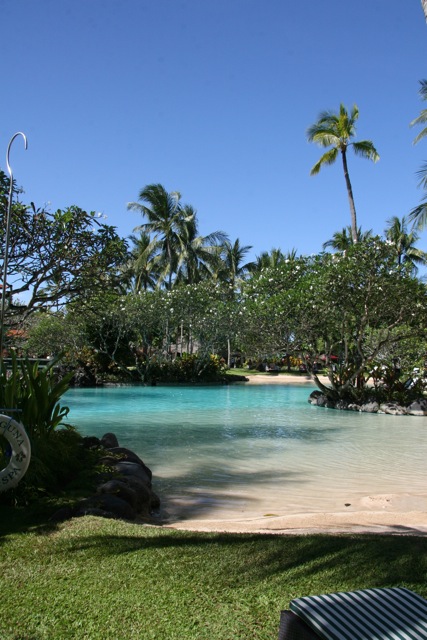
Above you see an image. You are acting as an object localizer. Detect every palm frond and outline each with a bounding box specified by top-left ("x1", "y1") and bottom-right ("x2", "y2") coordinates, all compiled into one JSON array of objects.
[
  {"x1": 351, "y1": 140, "x2": 379, "y2": 162},
  {"x1": 415, "y1": 162, "x2": 427, "y2": 190},
  {"x1": 310, "y1": 148, "x2": 338, "y2": 175},
  {"x1": 408, "y1": 201, "x2": 427, "y2": 231}
]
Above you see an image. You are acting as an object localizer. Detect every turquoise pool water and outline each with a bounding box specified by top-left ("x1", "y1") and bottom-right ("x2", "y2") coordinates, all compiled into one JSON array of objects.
[{"x1": 64, "y1": 384, "x2": 427, "y2": 521}]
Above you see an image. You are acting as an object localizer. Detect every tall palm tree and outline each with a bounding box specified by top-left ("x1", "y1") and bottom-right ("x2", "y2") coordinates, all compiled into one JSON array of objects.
[
  {"x1": 214, "y1": 239, "x2": 255, "y2": 290},
  {"x1": 128, "y1": 184, "x2": 192, "y2": 289},
  {"x1": 175, "y1": 208, "x2": 228, "y2": 285},
  {"x1": 409, "y1": 81, "x2": 427, "y2": 230},
  {"x1": 127, "y1": 231, "x2": 161, "y2": 292},
  {"x1": 307, "y1": 104, "x2": 379, "y2": 244},
  {"x1": 410, "y1": 80, "x2": 427, "y2": 145},
  {"x1": 254, "y1": 248, "x2": 286, "y2": 271},
  {"x1": 385, "y1": 215, "x2": 427, "y2": 273},
  {"x1": 322, "y1": 226, "x2": 373, "y2": 251}
]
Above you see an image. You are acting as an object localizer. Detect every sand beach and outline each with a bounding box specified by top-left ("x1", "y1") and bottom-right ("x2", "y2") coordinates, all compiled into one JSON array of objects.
[{"x1": 167, "y1": 373, "x2": 427, "y2": 536}]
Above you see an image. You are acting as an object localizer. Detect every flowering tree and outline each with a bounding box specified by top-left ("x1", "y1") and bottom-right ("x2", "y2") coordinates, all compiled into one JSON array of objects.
[
  {"x1": 0, "y1": 171, "x2": 128, "y2": 329},
  {"x1": 292, "y1": 240, "x2": 427, "y2": 398}
]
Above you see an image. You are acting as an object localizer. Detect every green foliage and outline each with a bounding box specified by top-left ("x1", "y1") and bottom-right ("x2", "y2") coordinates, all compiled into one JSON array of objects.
[
  {"x1": 0, "y1": 179, "x2": 129, "y2": 326},
  {"x1": 1, "y1": 427, "x2": 102, "y2": 507},
  {"x1": 143, "y1": 353, "x2": 226, "y2": 383},
  {"x1": 367, "y1": 363, "x2": 427, "y2": 405},
  {"x1": 0, "y1": 353, "x2": 72, "y2": 439},
  {"x1": 0, "y1": 354, "x2": 83, "y2": 504},
  {"x1": 25, "y1": 312, "x2": 85, "y2": 361},
  {"x1": 239, "y1": 240, "x2": 427, "y2": 400}
]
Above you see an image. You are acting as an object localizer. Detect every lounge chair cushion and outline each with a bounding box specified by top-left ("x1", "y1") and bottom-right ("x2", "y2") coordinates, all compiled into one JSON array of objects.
[{"x1": 290, "y1": 587, "x2": 427, "y2": 640}]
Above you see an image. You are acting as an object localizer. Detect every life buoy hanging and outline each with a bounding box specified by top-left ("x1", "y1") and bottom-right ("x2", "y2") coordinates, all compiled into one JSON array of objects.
[{"x1": 0, "y1": 414, "x2": 31, "y2": 491}]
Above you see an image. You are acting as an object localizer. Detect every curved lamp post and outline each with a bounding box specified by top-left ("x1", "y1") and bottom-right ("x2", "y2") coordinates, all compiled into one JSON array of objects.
[{"x1": 0, "y1": 132, "x2": 28, "y2": 357}]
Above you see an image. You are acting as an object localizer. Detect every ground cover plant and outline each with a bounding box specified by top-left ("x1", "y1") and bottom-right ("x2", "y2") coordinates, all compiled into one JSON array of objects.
[{"x1": 0, "y1": 511, "x2": 426, "y2": 640}]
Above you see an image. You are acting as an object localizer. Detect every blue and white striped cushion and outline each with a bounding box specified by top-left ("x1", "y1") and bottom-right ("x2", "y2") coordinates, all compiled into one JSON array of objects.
[{"x1": 290, "y1": 587, "x2": 427, "y2": 640}]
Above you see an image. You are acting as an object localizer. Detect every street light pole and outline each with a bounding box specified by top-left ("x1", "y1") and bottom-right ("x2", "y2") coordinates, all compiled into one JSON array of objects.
[{"x1": 0, "y1": 132, "x2": 28, "y2": 358}]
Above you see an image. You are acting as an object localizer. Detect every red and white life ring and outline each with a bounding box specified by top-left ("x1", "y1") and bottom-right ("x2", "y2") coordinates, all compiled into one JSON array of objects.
[{"x1": 0, "y1": 414, "x2": 31, "y2": 491}]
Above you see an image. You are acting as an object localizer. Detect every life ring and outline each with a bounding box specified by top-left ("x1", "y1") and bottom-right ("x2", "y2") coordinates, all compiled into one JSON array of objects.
[{"x1": 0, "y1": 414, "x2": 31, "y2": 491}]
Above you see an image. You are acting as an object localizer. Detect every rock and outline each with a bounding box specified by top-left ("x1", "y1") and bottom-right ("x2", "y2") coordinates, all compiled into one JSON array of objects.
[
  {"x1": 149, "y1": 490, "x2": 161, "y2": 510},
  {"x1": 72, "y1": 367, "x2": 98, "y2": 387},
  {"x1": 347, "y1": 403, "x2": 361, "y2": 411},
  {"x1": 76, "y1": 494, "x2": 137, "y2": 520},
  {"x1": 379, "y1": 403, "x2": 407, "y2": 416},
  {"x1": 97, "y1": 479, "x2": 138, "y2": 510},
  {"x1": 49, "y1": 506, "x2": 76, "y2": 522},
  {"x1": 118, "y1": 476, "x2": 156, "y2": 515},
  {"x1": 81, "y1": 436, "x2": 101, "y2": 449},
  {"x1": 112, "y1": 461, "x2": 152, "y2": 487},
  {"x1": 316, "y1": 395, "x2": 335, "y2": 408},
  {"x1": 335, "y1": 400, "x2": 349, "y2": 410},
  {"x1": 308, "y1": 391, "x2": 322, "y2": 405},
  {"x1": 101, "y1": 432, "x2": 120, "y2": 448},
  {"x1": 360, "y1": 402, "x2": 379, "y2": 413},
  {"x1": 107, "y1": 447, "x2": 153, "y2": 479},
  {"x1": 407, "y1": 399, "x2": 427, "y2": 416}
]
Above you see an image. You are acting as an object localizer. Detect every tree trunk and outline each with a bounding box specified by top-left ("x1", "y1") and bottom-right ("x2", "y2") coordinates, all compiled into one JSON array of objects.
[{"x1": 341, "y1": 149, "x2": 358, "y2": 243}]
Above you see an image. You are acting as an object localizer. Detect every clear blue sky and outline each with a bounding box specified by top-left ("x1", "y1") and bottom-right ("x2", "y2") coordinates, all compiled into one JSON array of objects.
[{"x1": 3, "y1": 0, "x2": 427, "y2": 261}]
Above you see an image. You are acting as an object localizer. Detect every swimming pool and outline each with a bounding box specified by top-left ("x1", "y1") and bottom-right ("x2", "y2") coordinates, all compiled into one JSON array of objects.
[{"x1": 64, "y1": 384, "x2": 427, "y2": 522}]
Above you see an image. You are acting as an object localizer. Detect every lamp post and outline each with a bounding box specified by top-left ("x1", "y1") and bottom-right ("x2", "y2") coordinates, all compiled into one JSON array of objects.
[{"x1": 0, "y1": 132, "x2": 28, "y2": 358}]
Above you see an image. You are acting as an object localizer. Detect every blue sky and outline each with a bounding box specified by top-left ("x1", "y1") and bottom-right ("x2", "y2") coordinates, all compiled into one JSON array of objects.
[{"x1": 3, "y1": 0, "x2": 427, "y2": 262}]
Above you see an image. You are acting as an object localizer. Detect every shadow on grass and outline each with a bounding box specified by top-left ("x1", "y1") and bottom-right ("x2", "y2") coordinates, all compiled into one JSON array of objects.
[
  {"x1": 53, "y1": 524, "x2": 427, "y2": 594},
  {"x1": 0, "y1": 503, "x2": 69, "y2": 540}
]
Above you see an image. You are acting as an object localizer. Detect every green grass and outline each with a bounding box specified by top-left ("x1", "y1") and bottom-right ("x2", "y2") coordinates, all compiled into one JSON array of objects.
[{"x1": 1, "y1": 509, "x2": 426, "y2": 639}]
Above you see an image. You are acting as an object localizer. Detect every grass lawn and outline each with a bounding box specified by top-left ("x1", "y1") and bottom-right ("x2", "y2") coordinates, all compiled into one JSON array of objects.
[{"x1": 1, "y1": 508, "x2": 426, "y2": 639}]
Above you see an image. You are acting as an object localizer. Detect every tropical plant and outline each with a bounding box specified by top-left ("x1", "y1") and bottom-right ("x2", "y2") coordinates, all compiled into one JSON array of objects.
[
  {"x1": 409, "y1": 81, "x2": 427, "y2": 229},
  {"x1": 253, "y1": 247, "x2": 292, "y2": 271},
  {"x1": 128, "y1": 184, "x2": 192, "y2": 289},
  {"x1": 0, "y1": 354, "x2": 72, "y2": 440},
  {"x1": 127, "y1": 231, "x2": 162, "y2": 292},
  {"x1": 410, "y1": 80, "x2": 427, "y2": 144},
  {"x1": 384, "y1": 215, "x2": 427, "y2": 272},
  {"x1": 323, "y1": 226, "x2": 373, "y2": 251},
  {"x1": 213, "y1": 238, "x2": 256, "y2": 290},
  {"x1": 307, "y1": 104, "x2": 379, "y2": 243},
  {"x1": 175, "y1": 209, "x2": 228, "y2": 285}
]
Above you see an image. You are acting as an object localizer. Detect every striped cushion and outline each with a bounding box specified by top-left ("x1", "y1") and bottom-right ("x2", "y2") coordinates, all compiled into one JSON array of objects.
[{"x1": 290, "y1": 587, "x2": 427, "y2": 640}]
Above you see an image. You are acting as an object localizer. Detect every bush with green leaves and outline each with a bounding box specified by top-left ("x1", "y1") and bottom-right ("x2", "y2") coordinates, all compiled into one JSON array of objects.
[
  {"x1": 0, "y1": 353, "x2": 72, "y2": 439},
  {"x1": 0, "y1": 354, "x2": 98, "y2": 505}
]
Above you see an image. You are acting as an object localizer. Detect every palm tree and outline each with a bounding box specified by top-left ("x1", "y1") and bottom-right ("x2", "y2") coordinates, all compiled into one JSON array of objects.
[
  {"x1": 410, "y1": 80, "x2": 427, "y2": 145},
  {"x1": 322, "y1": 226, "x2": 373, "y2": 251},
  {"x1": 254, "y1": 248, "x2": 286, "y2": 271},
  {"x1": 409, "y1": 81, "x2": 427, "y2": 230},
  {"x1": 128, "y1": 184, "x2": 192, "y2": 289},
  {"x1": 175, "y1": 208, "x2": 228, "y2": 285},
  {"x1": 214, "y1": 238, "x2": 255, "y2": 290},
  {"x1": 307, "y1": 104, "x2": 379, "y2": 244},
  {"x1": 127, "y1": 231, "x2": 161, "y2": 292},
  {"x1": 384, "y1": 215, "x2": 427, "y2": 273}
]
